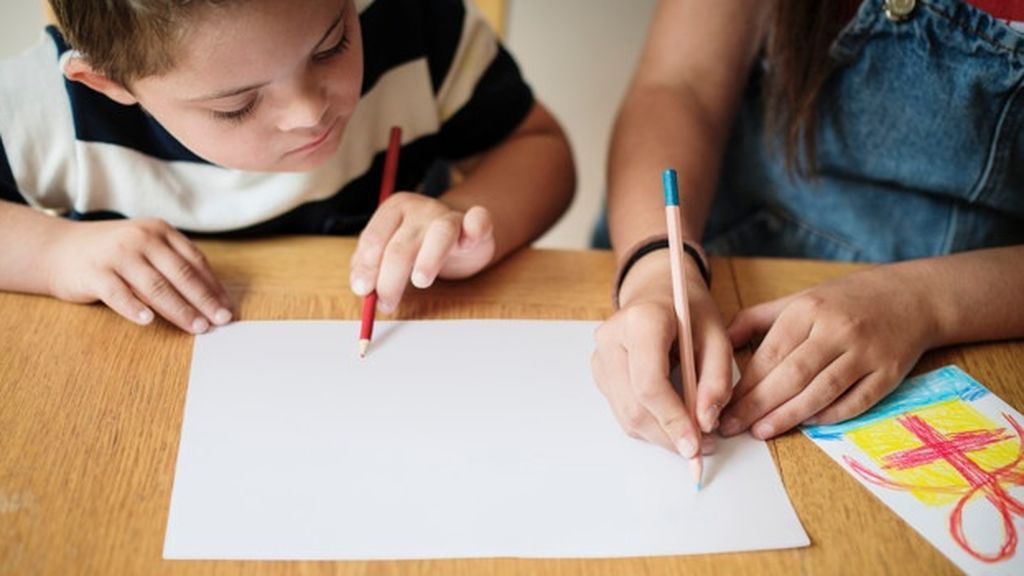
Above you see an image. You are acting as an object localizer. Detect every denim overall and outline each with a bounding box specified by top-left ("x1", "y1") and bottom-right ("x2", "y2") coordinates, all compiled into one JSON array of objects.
[{"x1": 597, "y1": 0, "x2": 1024, "y2": 262}]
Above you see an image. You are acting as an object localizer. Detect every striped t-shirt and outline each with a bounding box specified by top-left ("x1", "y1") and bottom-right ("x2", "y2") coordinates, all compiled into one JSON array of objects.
[{"x1": 0, "y1": 0, "x2": 533, "y2": 237}]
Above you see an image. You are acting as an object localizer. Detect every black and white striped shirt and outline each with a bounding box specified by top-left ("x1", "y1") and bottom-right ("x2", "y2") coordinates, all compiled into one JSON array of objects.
[{"x1": 0, "y1": 0, "x2": 533, "y2": 237}]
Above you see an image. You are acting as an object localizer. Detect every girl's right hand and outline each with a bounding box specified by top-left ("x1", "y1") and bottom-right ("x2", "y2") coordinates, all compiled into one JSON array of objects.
[
  {"x1": 591, "y1": 252, "x2": 733, "y2": 457},
  {"x1": 46, "y1": 218, "x2": 233, "y2": 333}
]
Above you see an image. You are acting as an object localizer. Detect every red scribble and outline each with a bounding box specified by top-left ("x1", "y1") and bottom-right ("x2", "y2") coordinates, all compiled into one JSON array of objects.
[
  {"x1": 883, "y1": 427, "x2": 1013, "y2": 471},
  {"x1": 844, "y1": 413, "x2": 1024, "y2": 563}
]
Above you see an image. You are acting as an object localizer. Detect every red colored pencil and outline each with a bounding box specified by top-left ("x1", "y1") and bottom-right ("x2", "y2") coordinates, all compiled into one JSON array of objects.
[{"x1": 358, "y1": 126, "x2": 402, "y2": 357}]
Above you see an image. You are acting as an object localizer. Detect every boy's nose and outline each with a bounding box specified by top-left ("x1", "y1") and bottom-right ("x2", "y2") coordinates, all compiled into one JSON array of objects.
[{"x1": 277, "y1": 80, "x2": 329, "y2": 132}]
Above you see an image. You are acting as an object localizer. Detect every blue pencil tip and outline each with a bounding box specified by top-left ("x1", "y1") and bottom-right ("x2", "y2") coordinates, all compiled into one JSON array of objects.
[
  {"x1": 696, "y1": 482, "x2": 702, "y2": 492},
  {"x1": 662, "y1": 169, "x2": 679, "y2": 206}
]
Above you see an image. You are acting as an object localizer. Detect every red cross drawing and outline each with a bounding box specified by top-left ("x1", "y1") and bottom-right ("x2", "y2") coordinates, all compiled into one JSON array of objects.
[{"x1": 845, "y1": 413, "x2": 1024, "y2": 563}]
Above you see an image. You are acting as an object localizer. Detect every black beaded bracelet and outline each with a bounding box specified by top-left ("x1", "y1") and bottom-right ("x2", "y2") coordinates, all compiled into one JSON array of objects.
[{"x1": 612, "y1": 235, "x2": 711, "y2": 309}]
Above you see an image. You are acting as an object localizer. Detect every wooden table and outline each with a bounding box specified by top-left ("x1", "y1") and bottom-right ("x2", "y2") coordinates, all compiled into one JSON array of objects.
[{"x1": 2, "y1": 237, "x2": 1020, "y2": 575}]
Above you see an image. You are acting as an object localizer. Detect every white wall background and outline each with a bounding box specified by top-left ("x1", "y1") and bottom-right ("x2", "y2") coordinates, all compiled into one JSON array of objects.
[
  {"x1": 507, "y1": 0, "x2": 655, "y2": 248},
  {"x1": 0, "y1": 1, "x2": 45, "y2": 59},
  {"x1": 0, "y1": 1, "x2": 656, "y2": 249}
]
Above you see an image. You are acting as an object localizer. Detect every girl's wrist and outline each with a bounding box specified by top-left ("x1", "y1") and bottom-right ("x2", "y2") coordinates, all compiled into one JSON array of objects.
[
  {"x1": 902, "y1": 263, "x2": 961, "y2": 349},
  {"x1": 615, "y1": 244, "x2": 708, "y2": 310},
  {"x1": 868, "y1": 261, "x2": 949, "y2": 349},
  {"x1": 613, "y1": 235, "x2": 710, "y2": 309},
  {"x1": 617, "y1": 251, "x2": 673, "y2": 309}
]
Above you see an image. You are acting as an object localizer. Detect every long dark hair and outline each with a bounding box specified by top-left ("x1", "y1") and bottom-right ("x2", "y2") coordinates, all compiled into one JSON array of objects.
[{"x1": 765, "y1": 0, "x2": 861, "y2": 176}]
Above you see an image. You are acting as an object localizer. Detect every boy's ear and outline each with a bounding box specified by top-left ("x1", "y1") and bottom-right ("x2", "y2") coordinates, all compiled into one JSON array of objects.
[{"x1": 62, "y1": 54, "x2": 138, "y2": 106}]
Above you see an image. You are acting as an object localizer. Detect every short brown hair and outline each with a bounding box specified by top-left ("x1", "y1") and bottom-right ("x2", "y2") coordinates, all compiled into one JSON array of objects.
[{"x1": 48, "y1": 0, "x2": 228, "y2": 85}]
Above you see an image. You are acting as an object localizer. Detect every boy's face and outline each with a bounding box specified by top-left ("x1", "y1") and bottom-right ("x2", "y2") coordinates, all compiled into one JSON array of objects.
[{"x1": 129, "y1": 0, "x2": 363, "y2": 172}]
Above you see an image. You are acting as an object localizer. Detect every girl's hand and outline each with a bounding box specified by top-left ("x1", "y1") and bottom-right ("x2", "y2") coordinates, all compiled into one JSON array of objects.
[
  {"x1": 591, "y1": 253, "x2": 733, "y2": 457},
  {"x1": 46, "y1": 218, "x2": 233, "y2": 333},
  {"x1": 719, "y1": 267, "x2": 936, "y2": 439},
  {"x1": 349, "y1": 192, "x2": 496, "y2": 311}
]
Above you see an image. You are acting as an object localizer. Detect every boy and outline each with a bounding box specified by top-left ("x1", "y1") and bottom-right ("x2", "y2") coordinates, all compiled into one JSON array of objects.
[{"x1": 0, "y1": 0, "x2": 574, "y2": 333}]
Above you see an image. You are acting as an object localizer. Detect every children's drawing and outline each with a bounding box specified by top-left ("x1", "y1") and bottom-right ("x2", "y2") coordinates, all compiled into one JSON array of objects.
[{"x1": 804, "y1": 366, "x2": 1024, "y2": 574}]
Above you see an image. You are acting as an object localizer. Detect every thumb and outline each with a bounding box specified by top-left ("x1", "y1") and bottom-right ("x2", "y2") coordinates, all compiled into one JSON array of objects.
[
  {"x1": 640, "y1": 378, "x2": 702, "y2": 458},
  {"x1": 458, "y1": 206, "x2": 493, "y2": 249},
  {"x1": 727, "y1": 296, "x2": 792, "y2": 348}
]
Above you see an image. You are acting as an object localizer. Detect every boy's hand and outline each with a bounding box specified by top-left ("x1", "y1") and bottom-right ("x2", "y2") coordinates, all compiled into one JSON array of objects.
[
  {"x1": 46, "y1": 218, "x2": 233, "y2": 333},
  {"x1": 349, "y1": 192, "x2": 496, "y2": 311},
  {"x1": 719, "y1": 267, "x2": 934, "y2": 439},
  {"x1": 591, "y1": 253, "x2": 733, "y2": 456}
]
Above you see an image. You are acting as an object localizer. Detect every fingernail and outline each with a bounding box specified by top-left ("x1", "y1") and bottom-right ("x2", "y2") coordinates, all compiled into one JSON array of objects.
[
  {"x1": 411, "y1": 271, "x2": 431, "y2": 289},
  {"x1": 720, "y1": 417, "x2": 740, "y2": 436},
  {"x1": 192, "y1": 317, "x2": 210, "y2": 334},
  {"x1": 752, "y1": 422, "x2": 774, "y2": 440},
  {"x1": 675, "y1": 438, "x2": 697, "y2": 458},
  {"x1": 702, "y1": 404, "x2": 721, "y2": 431},
  {"x1": 213, "y1": 308, "x2": 232, "y2": 325},
  {"x1": 378, "y1": 300, "x2": 396, "y2": 314},
  {"x1": 138, "y1": 308, "x2": 154, "y2": 324},
  {"x1": 351, "y1": 278, "x2": 370, "y2": 296}
]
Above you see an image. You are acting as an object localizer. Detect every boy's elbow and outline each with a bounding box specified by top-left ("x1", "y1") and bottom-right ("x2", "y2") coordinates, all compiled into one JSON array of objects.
[
  {"x1": 530, "y1": 102, "x2": 577, "y2": 213},
  {"x1": 550, "y1": 123, "x2": 576, "y2": 215}
]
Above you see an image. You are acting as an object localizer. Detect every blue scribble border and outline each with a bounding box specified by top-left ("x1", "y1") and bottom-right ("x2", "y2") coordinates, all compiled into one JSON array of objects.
[{"x1": 803, "y1": 365, "x2": 988, "y2": 441}]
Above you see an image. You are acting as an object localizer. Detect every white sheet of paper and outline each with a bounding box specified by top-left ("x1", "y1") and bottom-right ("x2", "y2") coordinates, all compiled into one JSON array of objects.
[
  {"x1": 803, "y1": 366, "x2": 1024, "y2": 576},
  {"x1": 164, "y1": 320, "x2": 808, "y2": 560}
]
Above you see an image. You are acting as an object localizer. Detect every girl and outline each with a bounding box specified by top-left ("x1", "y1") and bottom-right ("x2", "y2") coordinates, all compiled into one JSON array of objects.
[{"x1": 592, "y1": 0, "x2": 1024, "y2": 457}]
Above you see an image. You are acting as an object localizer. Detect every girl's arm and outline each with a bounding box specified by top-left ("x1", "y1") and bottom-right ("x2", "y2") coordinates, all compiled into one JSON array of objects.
[
  {"x1": 917, "y1": 246, "x2": 1024, "y2": 346},
  {"x1": 722, "y1": 245, "x2": 1024, "y2": 439},
  {"x1": 607, "y1": 0, "x2": 768, "y2": 254},
  {"x1": 593, "y1": 0, "x2": 769, "y2": 456}
]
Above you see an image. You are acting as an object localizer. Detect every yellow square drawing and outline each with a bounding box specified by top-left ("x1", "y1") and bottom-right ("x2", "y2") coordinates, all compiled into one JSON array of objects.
[{"x1": 847, "y1": 399, "x2": 1021, "y2": 506}]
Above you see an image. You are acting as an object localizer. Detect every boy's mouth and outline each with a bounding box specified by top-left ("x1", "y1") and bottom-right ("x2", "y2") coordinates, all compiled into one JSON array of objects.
[{"x1": 286, "y1": 117, "x2": 340, "y2": 156}]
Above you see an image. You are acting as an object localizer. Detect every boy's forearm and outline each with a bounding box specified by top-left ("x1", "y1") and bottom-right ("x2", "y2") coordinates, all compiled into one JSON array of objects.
[
  {"x1": 892, "y1": 246, "x2": 1024, "y2": 347},
  {"x1": 442, "y1": 103, "x2": 574, "y2": 261},
  {"x1": 0, "y1": 200, "x2": 67, "y2": 296}
]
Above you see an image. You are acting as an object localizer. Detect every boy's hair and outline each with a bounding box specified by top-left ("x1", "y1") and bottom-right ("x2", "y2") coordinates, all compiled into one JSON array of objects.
[{"x1": 49, "y1": 0, "x2": 229, "y2": 86}]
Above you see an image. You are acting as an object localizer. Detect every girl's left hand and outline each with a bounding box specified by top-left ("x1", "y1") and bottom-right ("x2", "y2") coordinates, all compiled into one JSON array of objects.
[
  {"x1": 718, "y1": 267, "x2": 938, "y2": 439},
  {"x1": 349, "y1": 192, "x2": 495, "y2": 312}
]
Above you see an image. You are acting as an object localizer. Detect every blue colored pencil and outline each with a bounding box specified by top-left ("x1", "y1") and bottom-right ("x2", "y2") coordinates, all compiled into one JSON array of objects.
[{"x1": 662, "y1": 168, "x2": 703, "y2": 490}]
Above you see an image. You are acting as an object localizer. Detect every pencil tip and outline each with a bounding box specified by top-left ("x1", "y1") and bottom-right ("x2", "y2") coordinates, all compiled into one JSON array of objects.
[
  {"x1": 689, "y1": 456, "x2": 704, "y2": 492},
  {"x1": 358, "y1": 339, "x2": 369, "y2": 357}
]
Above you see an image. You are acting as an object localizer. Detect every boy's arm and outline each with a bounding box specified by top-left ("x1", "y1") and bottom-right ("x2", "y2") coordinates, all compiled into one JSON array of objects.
[
  {"x1": 0, "y1": 199, "x2": 233, "y2": 333},
  {"x1": 0, "y1": 199, "x2": 67, "y2": 294},
  {"x1": 348, "y1": 0, "x2": 573, "y2": 312},
  {"x1": 348, "y1": 101, "x2": 573, "y2": 313},
  {"x1": 443, "y1": 100, "x2": 574, "y2": 263}
]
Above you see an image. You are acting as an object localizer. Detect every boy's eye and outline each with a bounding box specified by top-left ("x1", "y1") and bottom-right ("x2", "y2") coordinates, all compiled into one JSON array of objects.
[
  {"x1": 313, "y1": 32, "x2": 351, "y2": 62},
  {"x1": 212, "y1": 98, "x2": 258, "y2": 124}
]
